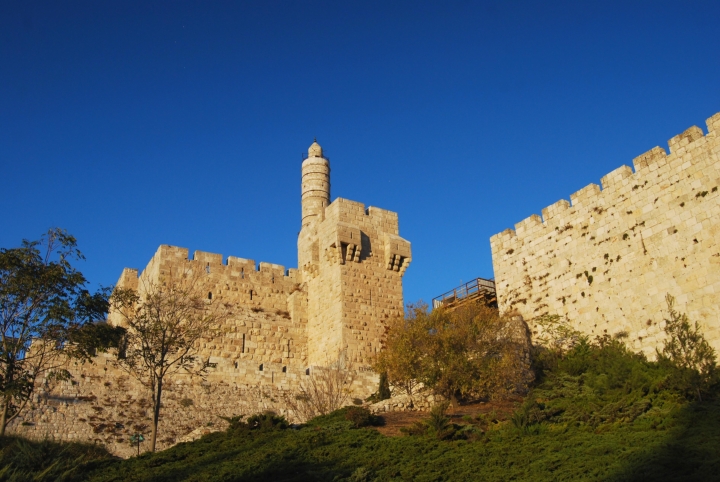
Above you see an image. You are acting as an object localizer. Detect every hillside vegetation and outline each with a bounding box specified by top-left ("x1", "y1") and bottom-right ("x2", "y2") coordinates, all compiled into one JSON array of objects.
[{"x1": 2, "y1": 301, "x2": 720, "y2": 481}]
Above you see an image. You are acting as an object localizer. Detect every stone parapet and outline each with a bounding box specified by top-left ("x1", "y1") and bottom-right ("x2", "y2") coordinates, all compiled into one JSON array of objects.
[{"x1": 491, "y1": 112, "x2": 720, "y2": 358}]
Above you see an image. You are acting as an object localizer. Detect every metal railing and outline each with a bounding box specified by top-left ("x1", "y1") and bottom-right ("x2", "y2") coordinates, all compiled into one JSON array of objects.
[{"x1": 432, "y1": 277, "x2": 496, "y2": 309}]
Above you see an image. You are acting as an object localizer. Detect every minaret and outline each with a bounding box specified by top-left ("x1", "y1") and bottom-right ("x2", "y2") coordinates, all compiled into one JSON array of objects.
[{"x1": 301, "y1": 139, "x2": 330, "y2": 228}]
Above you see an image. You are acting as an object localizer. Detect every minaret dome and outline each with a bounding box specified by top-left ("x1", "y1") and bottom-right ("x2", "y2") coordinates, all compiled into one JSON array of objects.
[{"x1": 308, "y1": 139, "x2": 323, "y2": 158}]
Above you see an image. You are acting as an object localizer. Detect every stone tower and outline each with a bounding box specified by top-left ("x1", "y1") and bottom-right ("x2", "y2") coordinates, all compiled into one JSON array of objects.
[
  {"x1": 297, "y1": 140, "x2": 412, "y2": 367},
  {"x1": 301, "y1": 140, "x2": 330, "y2": 228}
]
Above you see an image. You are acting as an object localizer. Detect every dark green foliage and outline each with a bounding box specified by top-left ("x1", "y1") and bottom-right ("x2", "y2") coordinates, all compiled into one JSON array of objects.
[
  {"x1": 246, "y1": 412, "x2": 289, "y2": 431},
  {"x1": 365, "y1": 372, "x2": 391, "y2": 404},
  {"x1": 66, "y1": 321, "x2": 126, "y2": 360},
  {"x1": 6, "y1": 396, "x2": 720, "y2": 481},
  {"x1": 0, "y1": 435, "x2": 113, "y2": 481},
  {"x1": 343, "y1": 407, "x2": 381, "y2": 428},
  {"x1": 6, "y1": 303, "x2": 720, "y2": 481},
  {"x1": 0, "y1": 229, "x2": 110, "y2": 435},
  {"x1": 220, "y1": 412, "x2": 289, "y2": 434},
  {"x1": 402, "y1": 402, "x2": 484, "y2": 441},
  {"x1": 520, "y1": 335, "x2": 683, "y2": 431},
  {"x1": 656, "y1": 295, "x2": 718, "y2": 401},
  {"x1": 377, "y1": 372, "x2": 391, "y2": 401}
]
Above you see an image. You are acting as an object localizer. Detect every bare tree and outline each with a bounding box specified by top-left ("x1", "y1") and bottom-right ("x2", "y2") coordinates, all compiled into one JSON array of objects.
[
  {"x1": 109, "y1": 267, "x2": 230, "y2": 451},
  {"x1": 284, "y1": 352, "x2": 356, "y2": 422}
]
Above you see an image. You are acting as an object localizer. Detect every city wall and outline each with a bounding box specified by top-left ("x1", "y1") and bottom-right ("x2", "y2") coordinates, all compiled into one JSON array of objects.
[
  {"x1": 9, "y1": 140, "x2": 410, "y2": 456},
  {"x1": 491, "y1": 112, "x2": 720, "y2": 357},
  {"x1": 109, "y1": 245, "x2": 310, "y2": 370}
]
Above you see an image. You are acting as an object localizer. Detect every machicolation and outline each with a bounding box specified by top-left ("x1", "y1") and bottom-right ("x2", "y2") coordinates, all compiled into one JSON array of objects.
[{"x1": 9, "y1": 140, "x2": 412, "y2": 456}]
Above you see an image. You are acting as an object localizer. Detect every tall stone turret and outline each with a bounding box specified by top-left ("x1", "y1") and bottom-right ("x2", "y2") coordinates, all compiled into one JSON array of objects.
[
  {"x1": 301, "y1": 140, "x2": 330, "y2": 228},
  {"x1": 298, "y1": 140, "x2": 330, "y2": 270},
  {"x1": 296, "y1": 139, "x2": 412, "y2": 368}
]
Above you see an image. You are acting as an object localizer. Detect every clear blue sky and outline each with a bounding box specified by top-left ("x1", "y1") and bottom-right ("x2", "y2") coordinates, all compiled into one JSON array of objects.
[{"x1": 2, "y1": 1, "x2": 719, "y2": 305}]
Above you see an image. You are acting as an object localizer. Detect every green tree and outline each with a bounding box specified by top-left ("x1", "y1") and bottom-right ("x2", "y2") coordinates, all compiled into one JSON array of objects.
[
  {"x1": 0, "y1": 229, "x2": 111, "y2": 436},
  {"x1": 109, "y1": 268, "x2": 230, "y2": 451},
  {"x1": 658, "y1": 294, "x2": 717, "y2": 401}
]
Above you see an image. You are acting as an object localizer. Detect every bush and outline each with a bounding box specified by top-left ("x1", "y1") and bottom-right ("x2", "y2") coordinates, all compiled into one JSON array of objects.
[
  {"x1": 403, "y1": 402, "x2": 458, "y2": 440},
  {"x1": 283, "y1": 353, "x2": 356, "y2": 422},
  {"x1": 0, "y1": 436, "x2": 113, "y2": 481},
  {"x1": 376, "y1": 303, "x2": 532, "y2": 406},
  {"x1": 657, "y1": 294, "x2": 718, "y2": 401},
  {"x1": 343, "y1": 407, "x2": 381, "y2": 428},
  {"x1": 246, "y1": 412, "x2": 289, "y2": 431}
]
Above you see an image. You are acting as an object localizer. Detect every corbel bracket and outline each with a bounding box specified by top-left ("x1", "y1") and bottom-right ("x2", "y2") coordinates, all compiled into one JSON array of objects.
[
  {"x1": 383, "y1": 233, "x2": 411, "y2": 275},
  {"x1": 327, "y1": 222, "x2": 362, "y2": 264}
]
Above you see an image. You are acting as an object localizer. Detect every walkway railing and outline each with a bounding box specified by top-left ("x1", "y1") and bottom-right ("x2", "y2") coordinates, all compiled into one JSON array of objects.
[{"x1": 432, "y1": 277, "x2": 497, "y2": 310}]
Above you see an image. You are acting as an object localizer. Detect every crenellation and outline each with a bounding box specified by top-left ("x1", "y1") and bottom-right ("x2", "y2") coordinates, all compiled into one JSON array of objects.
[
  {"x1": 117, "y1": 267, "x2": 139, "y2": 289},
  {"x1": 668, "y1": 126, "x2": 704, "y2": 154},
  {"x1": 492, "y1": 111, "x2": 720, "y2": 358},
  {"x1": 600, "y1": 165, "x2": 633, "y2": 190},
  {"x1": 570, "y1": 183, "x2": 602, "y2": 207},
  {"x1": 541, "y1": 199, "x2": 571, "y2": 222},
  {"x1": 633, "y1": 146, "x2": 667, "y2": 171},
  {"x1": 707, "y1": 113, "x2": 720, "y2": 135},
  {"x1": 13, "y1": 139, "x2": 411, "y2": 456},
  {"x1": 193, "y1": 250, "x2": 223, "y2": 265},
  {"x1": 514, "y1": 214, "x2": 543, "y2": 235}
]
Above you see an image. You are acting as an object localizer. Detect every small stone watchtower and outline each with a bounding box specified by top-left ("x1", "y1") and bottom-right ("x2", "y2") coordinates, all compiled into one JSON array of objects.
[{"x1": 297, "y1": 140, "x2": 412, "y2": 367}]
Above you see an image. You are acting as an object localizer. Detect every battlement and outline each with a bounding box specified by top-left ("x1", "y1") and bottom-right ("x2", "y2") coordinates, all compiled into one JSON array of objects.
[
  {"x1": 19, "y1": 139, "x2": 407, "y2": 455},
  {"x1": 491, "y1": 110, "x2": 720, "y2": 358},
  {"x1": 491, "y1": 112, "x2": 720, "y2": 248},
  {"x1": 128, "y1": 245, "x2": 298, "y2": 280}
]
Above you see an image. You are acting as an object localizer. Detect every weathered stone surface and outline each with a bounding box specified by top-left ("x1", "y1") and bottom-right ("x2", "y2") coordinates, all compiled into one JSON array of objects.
[
  {"x1": 491, "y1": 112, "x2": 720, "y2": 359},
  {"x1": 9, "y1": 141, "x2": 411, "y2": 457}
]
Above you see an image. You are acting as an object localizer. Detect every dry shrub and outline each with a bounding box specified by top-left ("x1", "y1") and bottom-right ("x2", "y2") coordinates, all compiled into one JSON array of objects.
[
  {"x1": 284, "y1": 353, "x2": 356, "y2": 422},
  {"x1": 376, "y1": 302, "x2": 532, "y2": 406}
]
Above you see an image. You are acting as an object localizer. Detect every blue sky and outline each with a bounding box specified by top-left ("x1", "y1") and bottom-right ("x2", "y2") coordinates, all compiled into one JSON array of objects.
[{"x1": 1, "y1": 1, "x2": 719, "y2": 305}]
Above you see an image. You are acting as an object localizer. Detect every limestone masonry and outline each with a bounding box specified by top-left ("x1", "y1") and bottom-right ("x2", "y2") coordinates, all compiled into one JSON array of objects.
[
  {"x1": 10, "y1": 141, "x2": 411, "y2": 456},
  {"x1": 13, "y1": 111, "x2": 720, "y2": 456},
  {"x1": 491, "y1": 112, "x2": 720, "y2": 357}
]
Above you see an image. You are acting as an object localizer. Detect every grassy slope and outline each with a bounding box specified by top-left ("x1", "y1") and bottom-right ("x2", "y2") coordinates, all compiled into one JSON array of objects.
[
  {"x1": 4, "y1": 338, "x2": 720, "y2": 482},
  {"x1": 78, "y1": 399, "x2": 719, "y2": 482}
]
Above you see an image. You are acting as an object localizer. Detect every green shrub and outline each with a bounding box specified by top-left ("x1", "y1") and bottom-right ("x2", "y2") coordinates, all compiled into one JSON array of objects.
[
  {"x1": 246, "y1": 411, "x2": 289, "y2": 431},
  {"x1": 0, "y1": 436, "x2": 113, "y2": 482},
  {"x1": 657, "y1": 294, "x2": 718, "y2": 401},
  {"x1": 343, "y1": 407, "x2": 381, "y2": 428}
]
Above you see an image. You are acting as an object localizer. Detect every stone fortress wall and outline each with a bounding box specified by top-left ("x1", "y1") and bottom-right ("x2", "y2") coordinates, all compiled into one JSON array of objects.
[
  {"x1": 9, "y1": 140, "x2": 412, "y2": 456},
  {"x1": 491, "y1": 112, "x2": 720, "y2": 357},
  {"x1": 109, "y1": 245, "x2": 310, "y2": 378}
]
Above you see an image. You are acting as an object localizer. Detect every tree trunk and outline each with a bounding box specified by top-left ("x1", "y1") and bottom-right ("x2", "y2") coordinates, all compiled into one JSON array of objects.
[
  {"x1": 0, "y1": 396, "x2": 9, "y2": 437},
  {"x1": 150, "y1": 378, "x2": 163, "y2": 452}
]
